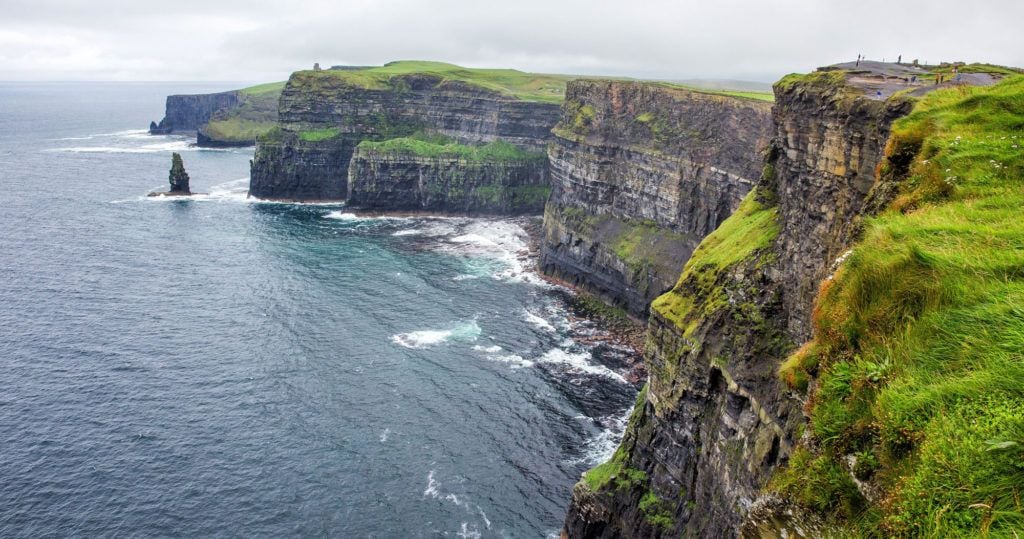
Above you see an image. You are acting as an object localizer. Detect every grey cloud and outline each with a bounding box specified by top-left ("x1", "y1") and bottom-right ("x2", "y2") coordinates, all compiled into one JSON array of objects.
[{"x1": 1, "y1": 0, "x2": 1021, "y2": 82}]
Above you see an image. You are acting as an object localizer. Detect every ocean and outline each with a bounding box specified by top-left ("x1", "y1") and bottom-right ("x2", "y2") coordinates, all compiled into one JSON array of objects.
[{"x1": 0, "y1": 82, "x2": 637, "y2": 537}]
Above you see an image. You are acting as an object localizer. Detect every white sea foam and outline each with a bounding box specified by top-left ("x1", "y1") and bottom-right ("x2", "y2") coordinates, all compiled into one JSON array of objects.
[
  {"x1": 535, "y1": 348, "x2": 627, "y2": 383},
  {"x1": 391, "y1": 320, "x2": 481, "y2": 349},
  {"x1": 48, "y1": 129, "x2": 242, "y2": 154},
  {"x1": 392, "y1": 229, "x2": 425, "y2": 236},
  {"x1": 127, "y1": 179, "x2": 352, "y2": 206},
  {"x1": 489, "y1": 354, "x2": 535, "y2": 369},
  {"x1": 379, "y1": 428, "x2": 391, "y2": 443},
  {"x1": 422, "y1": 470, "x2": 490, "y2": 534},
  {"x1": 440, "y1": 219, "x2": 551, "y2": 285},
  {"x1": 472, "y1": 345, "x2": 503, "y2": 353},
  {"x1": 49, "y1": 140, "x2": 233, "y2": 154},
  {"x1": 423, "y1": 470, "x2": 441, "y2": 497},
  {"x1": 139, "y1": 177, "x2": 251, "y2": 203},
  {"x1": 524, "y1": 309, "x2": 556, "y2": 332},
  {"x1": 569, "y1": 406, "x2": 636, "y2": 465},
  {"x1": 324, "y1": 211, "x2": 360, "y2": 221},
  {"x1": 457, "y1": 523, "x2": 481, "y2": 539}
]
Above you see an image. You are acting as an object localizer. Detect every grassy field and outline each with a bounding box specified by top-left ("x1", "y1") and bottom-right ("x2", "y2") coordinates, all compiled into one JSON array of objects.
[
  {"x1": 295, "y1": 60, "x2": 574, "y2": 104},
  {"x1": 776, "y1": 75, "x2": 1024, "y2": 535},
  {"x1": 238, "y1": 81, "x2": 286, "y2": 97}
]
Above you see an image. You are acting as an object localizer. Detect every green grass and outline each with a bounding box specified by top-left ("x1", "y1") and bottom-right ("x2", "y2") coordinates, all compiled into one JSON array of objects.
[
  {"x1": 203, "y1": 81, "x2": 284, "y2": 143},
  {"x1": 294, "y1": 60, "x2": 573, "y2": 104},
  {"x1": 931, "y1": 63, "x2": 1024, "y2": 76},
  {"x1": 639, "y1": 491, "x2": 676, "y2": 529},
  {"x1": 770, "y1": 447, "x2": 865, "y2": 520},
  {"x1": 583, "y1": 384, "x2": 650, "y2": 492},
  {"x1": 778, "y1": 75, "x2": 1024, "y2": 535},
  {"x1": 202, "y1": 118, "x2": 277, "y2": 142},
  {"x1": 650, "y1": 81, "x2": 774, "y2": 102},
  {"x1": 239, "y1": 81, "x2": 286, "y2": 97},
  {"x1": 651, "y1": 190, "x2": 779, "y2": 333},
  {"x1": 356, "y1": 136, "x2": 545, "y2": 162},
  {"x1": 298, "y1": 127, "x2": 341, "y2": 142}
]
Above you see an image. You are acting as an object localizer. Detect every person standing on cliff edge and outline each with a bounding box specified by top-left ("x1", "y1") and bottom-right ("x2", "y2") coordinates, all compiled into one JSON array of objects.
[{"x1": 897, "y1": 54, "x2": 902, "y2": 64}]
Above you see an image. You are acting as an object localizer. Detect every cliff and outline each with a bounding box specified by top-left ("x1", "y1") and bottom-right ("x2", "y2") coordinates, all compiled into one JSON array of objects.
[
  {"x1": 563, "y1": 64, "x2": 1022, "y2": 537},
  {"x1": 541, "y1": 81, "x2": 773, "y2": 316},
  {"x1": 149, "y1": 91, "x2": 239, "y2": 134},
  {"x1": 149, "y1": 82, "x2": 283, "y2": 146},
  {"x1": 347, "y1": 138, "x2": 549, "y2": 214},
  {"x1": 248, "y1": 61, "x2": 565, "y2": 201}
]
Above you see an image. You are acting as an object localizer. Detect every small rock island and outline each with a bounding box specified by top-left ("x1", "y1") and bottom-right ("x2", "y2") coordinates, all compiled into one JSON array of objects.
[{"x1": 148, "y1": 152, "x2": 195, "y2": 197}]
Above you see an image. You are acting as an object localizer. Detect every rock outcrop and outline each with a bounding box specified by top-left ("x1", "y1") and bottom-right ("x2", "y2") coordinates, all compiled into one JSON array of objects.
[
  {"x1": 561, "y1": 68, "x2": 916, "y2": 538},
  {"x1": 541, "y1": 81, "x2": 773, "y2": 316},
  {"x1": 347, "y1": 141, "x2": 549, "y2": 215},
  {"x1": 248, "y1": 66, "x2": 562, "y2": 201},
  {"x1": 148, "y1": 152, "x2": 193, "y2": 197}
]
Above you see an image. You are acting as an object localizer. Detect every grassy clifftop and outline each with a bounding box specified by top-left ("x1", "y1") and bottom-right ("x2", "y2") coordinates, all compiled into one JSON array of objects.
[
  {"x1": 202, "y1": 81, "x2": 285, "y2": 143},
  {"x1": 293, "y1": 60, "x2": 573, "y2": 104},
  {"x1": 774, "y1": 75, "x2": 1024, "y2": 535}
]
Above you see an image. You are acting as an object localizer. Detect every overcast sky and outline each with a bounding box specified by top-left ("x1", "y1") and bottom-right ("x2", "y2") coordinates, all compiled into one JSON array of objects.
[{"x1": 1, "y1": 0, "x2": 1021, "y2": 83}]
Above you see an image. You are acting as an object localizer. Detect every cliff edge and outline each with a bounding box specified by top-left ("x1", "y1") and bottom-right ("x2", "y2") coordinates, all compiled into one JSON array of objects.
[{"x1": 563, "y1": 63, "x2": 1022, "y2": 537}]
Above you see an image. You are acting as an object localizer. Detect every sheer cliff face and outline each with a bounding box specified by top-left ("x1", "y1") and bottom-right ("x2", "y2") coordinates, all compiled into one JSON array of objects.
[
  {"x1": 562, "y1": 72, "x2": 913, "y2": 538},
  {"x1": 150, "y1": 92, "x2": 240, "y2": 133},
  {"x1": 248, "y1": 71, "x2": 560, "y2": 201},
  {"x1": 541, "y1": 81, "x2": 772, "y2": 316},
  {"x1": 347, "y1": 149, "x2": 549, "y2": 215}
]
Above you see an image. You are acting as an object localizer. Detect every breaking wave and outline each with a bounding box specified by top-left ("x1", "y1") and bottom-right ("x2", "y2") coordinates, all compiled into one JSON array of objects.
[{"x1": 391, "y1": 320, "x2": 482, "y2": 349}]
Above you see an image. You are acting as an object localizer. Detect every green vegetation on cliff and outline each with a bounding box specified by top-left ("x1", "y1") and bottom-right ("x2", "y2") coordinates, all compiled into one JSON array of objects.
[
  {"x1": 777, "y1": 75, "x2": 1024, "y2": 535},
  {"x1": 356, "y1": 136, "x2": 546, "y2": 162},
  {"x1": 652, "y1": 190, "x2": 780, "y2": 336},
  {"x1": 202, "y1": 81, "x2": 285, "y2": 143},
  {"x1": 298, "y1": 127, "x2": 342, "y2": 142},
  {"x1": 652, "y1": 81, "x2": 774, "y2": 102},
  {"x1": 583, "y1": 384, "x2": 650, "y2": 492},
  {"x1": 296, "y1": 60, "x2": 572, "y2": 103}
]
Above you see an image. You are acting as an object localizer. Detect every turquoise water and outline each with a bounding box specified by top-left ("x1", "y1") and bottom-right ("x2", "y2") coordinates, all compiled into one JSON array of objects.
[{"x1": 0, "y1": 82, "x2": 637, "y2": 537}]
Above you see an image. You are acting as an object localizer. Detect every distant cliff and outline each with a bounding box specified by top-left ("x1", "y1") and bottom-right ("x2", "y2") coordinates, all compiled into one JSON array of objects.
[
  {"x1": 150, "y1": 91, "x2": 239, "y2": 133},
  {"x1": 248, "y1": 62, "x2": 565, "y2": 201},
  {"x1": 541, "y1": 81, "x2": 773, "y2": 316},
  {"x1": 347, "y1": 138, "x2": 549, "y2": 214},
  {"x1": 149, "y1": 82, "x2": 283, "y2": 147}
]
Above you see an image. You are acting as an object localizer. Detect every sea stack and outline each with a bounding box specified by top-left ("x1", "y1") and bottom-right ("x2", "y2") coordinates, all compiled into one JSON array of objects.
[
  {"x1": 168, "y1": 153, "x2": 190, "y2": 194},
  {"x1": 148, "y1": 152, "x2": 194, "y2": 197}
]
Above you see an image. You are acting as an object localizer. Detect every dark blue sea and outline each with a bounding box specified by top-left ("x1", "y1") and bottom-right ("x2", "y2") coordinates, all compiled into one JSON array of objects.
[{"x1": 0, "y1": 82, "x2": 637, "y2": 537}]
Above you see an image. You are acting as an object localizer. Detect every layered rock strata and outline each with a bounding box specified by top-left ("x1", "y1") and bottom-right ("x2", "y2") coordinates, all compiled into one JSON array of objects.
[
  {"x1": 149, "y1": 91, "x2": 240, "y2": 134},
  {"x1": 248, "y1": 70, "x2": 561, "y2": 201},
  {"x1": 541, "y1": 81, "x2": 773, "y2": 316},
  {"x1": 561, "y1": 69, "x2": 916, "y2": 538},
  {"x1": 347, "y1": 145, "x2": 549, "y2": 215},
  {"x1": 149, "y1": 85, "x2": 282, "y2": 147}
]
